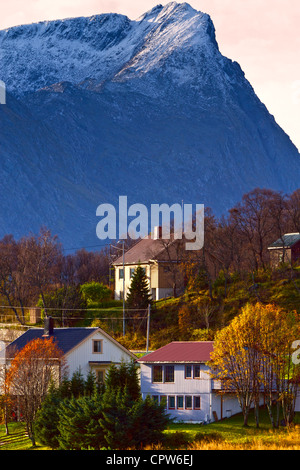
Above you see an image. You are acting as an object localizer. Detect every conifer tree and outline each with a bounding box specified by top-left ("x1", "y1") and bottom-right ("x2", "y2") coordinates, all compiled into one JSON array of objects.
[
  {"x1": 33, "y1": 382, "x2": 61, "y2": 449},
  {"x1": 57, "y1": 394, "x2": 105, "y2": 450},
  {"x1": 126, "y1": 265, "x2": 152, "y2": 309},
  {"x1": 100, "y1": 387, "x2": 170, "y2": 450},
  {"x1": 104, "y1": 360, "x2": 140, "y2": 401},
  {"x1": 100, "y1": 386, "x2": 135, "y2": 450},
  {"x1": 70, "y1": 368, "x2": 85, "y2": 398}
]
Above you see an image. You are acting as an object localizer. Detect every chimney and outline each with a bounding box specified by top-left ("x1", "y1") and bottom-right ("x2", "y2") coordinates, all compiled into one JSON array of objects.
[
  {"x1": 153, "y1": 226, "x2": 162, "y2": 240},
  {"x1": 43, "y1": 316, "x2": 54, "y2": 337}
]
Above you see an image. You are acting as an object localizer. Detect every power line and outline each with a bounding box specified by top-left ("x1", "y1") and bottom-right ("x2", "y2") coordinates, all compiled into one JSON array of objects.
[
  {"x1": 0, "y1": 318, "x2": 147, "y2": 322},
  {"x1": 0, "y1": 305, "x2": 149, "y2": 312},
  {"x1": 62, "y1": 244, "x2": 105, "y2": 252}
]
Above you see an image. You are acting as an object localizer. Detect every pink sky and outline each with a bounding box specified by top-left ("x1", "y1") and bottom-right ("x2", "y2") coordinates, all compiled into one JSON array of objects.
[{"x1": 1, "y1": 0, "x2": 299, "y2": 150}]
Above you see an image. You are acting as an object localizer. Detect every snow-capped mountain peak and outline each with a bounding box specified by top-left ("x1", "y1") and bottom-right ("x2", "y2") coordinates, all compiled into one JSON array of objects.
[
  {"x1": 0, "y1": 3, "x2": 299, "y2": 249},
  {"x1": 0, "y1": 2, "x2": 219, "y2": 95}
]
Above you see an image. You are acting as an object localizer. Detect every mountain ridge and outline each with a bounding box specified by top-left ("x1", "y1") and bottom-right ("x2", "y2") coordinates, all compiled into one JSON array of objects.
[
  {"x1": 0, "y1": 2, "x2": 299, "y2": 249},
  {"x1": 0, "y1": 3, "x2": 228, "y2": 96}
]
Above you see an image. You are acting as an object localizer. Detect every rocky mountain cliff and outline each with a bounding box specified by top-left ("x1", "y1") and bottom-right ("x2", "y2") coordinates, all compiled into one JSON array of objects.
[{"x1": 0, "y1": 2, "x2": 299, "y2": 248}]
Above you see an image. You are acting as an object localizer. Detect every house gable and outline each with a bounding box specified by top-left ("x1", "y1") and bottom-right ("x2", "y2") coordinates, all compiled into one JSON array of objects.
[
  {"x1": 6, "y1": 324, "x2": 136, "y2": 380},
  {"x1": 63, "y1": 328, "x2": 136, "y2": 378}
]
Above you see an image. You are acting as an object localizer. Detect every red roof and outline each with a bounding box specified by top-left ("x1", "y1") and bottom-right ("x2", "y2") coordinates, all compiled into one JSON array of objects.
[{"x1": 138, "y1": 341, "x2": 214, "y2": 363}]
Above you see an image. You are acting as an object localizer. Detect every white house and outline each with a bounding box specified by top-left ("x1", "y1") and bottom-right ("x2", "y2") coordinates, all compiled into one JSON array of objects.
[
  {"x1": 137, "y1": 341, "x2": 247, "y2": 423},
  {"x1": 112, "y1": 226, "x2": 185, "y2": 301},
  {"x1": 5, "y1": 317, "x2": 137, "y2": 383}
]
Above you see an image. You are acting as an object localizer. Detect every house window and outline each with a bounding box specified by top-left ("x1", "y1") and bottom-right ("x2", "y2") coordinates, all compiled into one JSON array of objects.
[
  {"x1": 194, "y1": 365, "x2": 201, "y2": 379},
  {"x1": 168, "y1": 396, "x2": 175, "y2": 409},
  {"x1": 153, "y1": 366, "x2": 163, "y2": 383},
  {"x1": 119, "y1": 268, "x2": 124, "y2": 279},
  {"x1": 165, "y1": 365, "x2": 174, "y2": 383},
  {"x1": 93, "y1": 340, "x2": 102, "y2": 353},
  {"x1": 194, "y1": 396, "x2": 201, "y2": 410},
  {"x1": 185, "y1": 396, "x2": 192, "y2": 410},
  {"x1": 185, "y1": 365, "x2": 192, "y2": 379},
  {"x1": 152, "y1": 395, "x2": 159, "y2": 403},
  {"x1": 152, "y1": 365, "x2": 174, "y2": 383},
  {"x1": 177, "y1": 396, "x2": 184, "y2": 409}
]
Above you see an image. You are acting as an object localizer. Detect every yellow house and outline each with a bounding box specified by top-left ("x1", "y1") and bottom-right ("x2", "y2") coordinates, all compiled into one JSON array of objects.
[{"x1": 112, "y1": 227, "x2": 184, "y2": 301}]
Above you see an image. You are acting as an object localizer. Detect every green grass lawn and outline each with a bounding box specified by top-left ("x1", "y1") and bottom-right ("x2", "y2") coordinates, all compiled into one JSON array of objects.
[
  {"x1": 1, "y1": 408, "x2": 299, "y2": 450},
  {"x1": 164, "y1": 408, "x2": 300, "y2": 449},
  {"x1": 0, "y1": 422, "x2": 33, "y2": 450}
]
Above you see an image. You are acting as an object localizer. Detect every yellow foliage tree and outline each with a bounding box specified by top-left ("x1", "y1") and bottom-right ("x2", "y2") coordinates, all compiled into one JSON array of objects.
[{"x1": 209, "y1": 303, "x2": 300, "y2": 427}]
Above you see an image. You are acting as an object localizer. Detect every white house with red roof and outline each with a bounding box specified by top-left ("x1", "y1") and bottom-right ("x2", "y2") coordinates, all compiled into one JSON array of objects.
[{"x1": 137, "y1": 341, "x2": 243, "y2": 423}]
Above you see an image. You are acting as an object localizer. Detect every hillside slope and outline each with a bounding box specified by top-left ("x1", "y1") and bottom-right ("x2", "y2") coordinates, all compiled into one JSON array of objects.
[{"x1": 0, "y1": 2, "x2": 299, "y2": 248}]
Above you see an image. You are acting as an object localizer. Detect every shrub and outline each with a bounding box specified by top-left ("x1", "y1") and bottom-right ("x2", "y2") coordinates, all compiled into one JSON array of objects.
[
  {"x1": 57, "y1": 395, "x2": 105, "y2": 450},
  {"x1": 80, "y1": 282, "x2": 112, "y2": 304}
]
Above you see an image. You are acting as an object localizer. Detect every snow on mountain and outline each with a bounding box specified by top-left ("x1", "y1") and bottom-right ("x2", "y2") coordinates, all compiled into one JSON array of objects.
[
  {"x1": 0, "y1": 2, "x2": 299, "y2": 248},
  {"x1": 0, "y1": 2, "x2": 225, "y2": 95}
]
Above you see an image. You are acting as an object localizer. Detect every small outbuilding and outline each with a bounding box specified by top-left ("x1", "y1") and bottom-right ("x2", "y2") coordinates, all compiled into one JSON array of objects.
[{"x1": 268, "y1": 233, "x2": 300, "y2": 267}]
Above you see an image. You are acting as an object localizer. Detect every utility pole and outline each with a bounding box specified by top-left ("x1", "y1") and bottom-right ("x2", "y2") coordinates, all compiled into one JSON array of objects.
[
  {"x1": 146, "y1": 303, "x2": 151, "y2": 352},
  {"x1": 111, "y1": 240, "x2": 126, "y2": 336},
  {"x1": 122, "y1": 240, "x2": 125, "y2": 336},
  {"x1": 108, "y1": 243, "x2": 111, "y2": 289}
]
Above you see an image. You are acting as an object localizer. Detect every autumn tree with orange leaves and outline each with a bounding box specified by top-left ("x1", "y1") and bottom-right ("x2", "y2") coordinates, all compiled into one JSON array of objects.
[{"x1": 5, "y1": 337, "x2": 65, "y2": 446}]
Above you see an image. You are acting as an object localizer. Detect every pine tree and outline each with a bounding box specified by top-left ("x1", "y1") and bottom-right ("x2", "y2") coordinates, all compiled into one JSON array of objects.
[
  {"x1": 57, "y1": 394, "x2": 105, "y2": 450},
  {"x1": 84, "y1": 370, "x2": 97, "y2": 397},
  {"x1": 130, "y1": 395, "x2": 171, "y2": 448},
  {"x1": 100, "y1": 386, "x2": 135, "y2": 450},
  {"x1": 104, "y1": 360, "x2": 140, "y2": 401},
  {"x1": 70, "y1": 368, "x2": 85, "y2": 398},
  {"x1": 126, "y1": 265, "x2": 152, "y2": 309},
  {"x1": 33, "y1": 383, "x2": 61, "y2": 449},
  {"x1": 100, "y1": 389, "x2": 171, "y2": 450}
]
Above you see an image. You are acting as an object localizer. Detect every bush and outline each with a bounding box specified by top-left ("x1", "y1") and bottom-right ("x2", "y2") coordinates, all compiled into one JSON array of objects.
[
  {"x1": 34, "y1": 363, "x2": 171, "y2": 450},
  {"x1": 57, "y1": 395, "x2": 105, "y2": 450},
  {"x1": 80, "y1": 282, "x2": 112, "y2": 304},
  {"x1": 100, "y1": 390, "x2": 170, "y2": 450}
]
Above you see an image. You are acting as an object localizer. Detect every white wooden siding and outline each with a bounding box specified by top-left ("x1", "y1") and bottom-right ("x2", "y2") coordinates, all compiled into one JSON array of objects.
[
  {"x1": 140, "y1": 362, "x2": 244, "y2": 422},
  {"x1": 64, "y1": 330, "x2": 134, "y2": 378}
]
